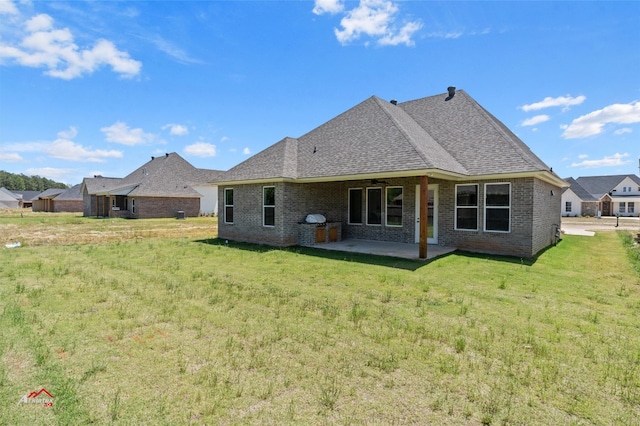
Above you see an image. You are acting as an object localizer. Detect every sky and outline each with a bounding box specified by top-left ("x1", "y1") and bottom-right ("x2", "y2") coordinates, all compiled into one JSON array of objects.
[{"x1": 0, "y1": 0, "x2": 639, "y2": 186}]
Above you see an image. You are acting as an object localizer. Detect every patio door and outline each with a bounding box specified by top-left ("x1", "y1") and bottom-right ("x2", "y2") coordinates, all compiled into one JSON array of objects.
[{"x1": 415, "y1": 184, "x2": 438, "y2": 244}]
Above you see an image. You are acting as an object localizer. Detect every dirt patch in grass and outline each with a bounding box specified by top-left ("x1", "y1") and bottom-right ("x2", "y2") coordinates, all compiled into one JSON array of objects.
[{"x1": 0, "y1": 211, "x2": 217, "y2": 246}]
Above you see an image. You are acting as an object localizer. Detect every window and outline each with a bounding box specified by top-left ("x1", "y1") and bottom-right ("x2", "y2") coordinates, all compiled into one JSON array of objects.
[
  {"x1": 131, "y1": 198, "x2": 135, "y2": 214},
  {"x1": 386, "y1": 187, "x2": 403, "y2": 226},
  {"x1": 224, "y1": 188, "x2": 234, "y2": 224},
  {"x1": 455, "y1": 184, "x2": 478, "y2": 230},
  {"x1": 348, "y1": 188, "x2": 363, "y2": 224},
  {"x1": 629, "y1": 202, "x2": 635, "y2": 213},
  {"x1": 485, "y1": 183, "x2": 510, "y2": 232},
  {"x1": 263, "y1": 186, "x2": 275, "y2": 227},
  {"x1": 623, "y1": 187, "x2": 627, "y2": 193},
  {"x1": 366, "y1": 188, "x2": 382, "y2": 225},
  {"x1": 619, "y1": 202, "x2": 626, "y2": 214},
  {"x1": 565, "y1": 201, "x2": 572, "y2": 213}
]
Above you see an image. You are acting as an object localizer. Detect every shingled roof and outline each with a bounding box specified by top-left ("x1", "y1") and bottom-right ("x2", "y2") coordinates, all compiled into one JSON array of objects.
[
  {"x1": 218, "y1": 90, "x2": 561, "y2": 185},
  {"x1": 82, "y1": 153, "x2": 223, "y2": 197},
  {"x1": 562, "y1": 177, "x2": 598, "y2": 201},
  {"x1": 574, "y1": 174, "x2": 640, "y2": 199}
]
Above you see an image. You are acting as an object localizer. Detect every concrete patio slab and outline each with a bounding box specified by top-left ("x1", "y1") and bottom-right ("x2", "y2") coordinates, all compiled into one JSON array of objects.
[{"x1": 311, "y1": 239, "x2": 456, "y2": 260}]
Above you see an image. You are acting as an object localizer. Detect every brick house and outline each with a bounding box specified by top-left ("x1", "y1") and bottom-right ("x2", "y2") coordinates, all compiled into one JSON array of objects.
[
  {"x1": 32, "y1": 184, "x2": 83, "y2": 212},
  {"x1": 216, "y1": 89, "x2": 566, "y2": 258},
  {"x1": 81, "y1": 153, "x2": 223, "y2": 219}
]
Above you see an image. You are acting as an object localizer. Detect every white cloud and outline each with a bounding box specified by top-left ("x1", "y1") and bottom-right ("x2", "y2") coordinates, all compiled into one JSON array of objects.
[
  {"x1": 0, "y1": 0, "x2": 18, "y2": 15},
  {"x1": 101, "y1": 121, "x2": 154, "y2": 145},
  {"x1": 47, "y1": 138, "x2": 123, "y2": 162},
  {"x1": 614, "y1": 127, "x2": 632, "y2": 135},
  {"x1": 0, "y1": 150, "x2": 22, "y2": 161},
  {"x1": 57, "y1": 126, "x2": 78, "y2": 139},
  {"x1": 521, "y1": 115, "x2": 550, "y2": 127},
  {"x1": 184, "y1": 142, "x2": 216, "y2": 157},
  {"x1": 578, "y1": 154, "x2": 588, "y2": 159},
  {"x1": 425, "y1": 31, "x2": 463, "y2": 39},
  {"x1": 243, "y1": 147, "x2": 251, "y2": 155},
  {"x1": 0, "y1": 13, "x2": 141, "y2": 79},
  {"x1": 317, "y1": 0, "x2": 421, "y2": 46},
  {"x1": 163, "y1": 123, "x2": 189, "y2": 136},
  {"x1": 313, "y1": 0, "x2": 344, "y2": 15},
  {"x1": 521, "y1": 95, "x2": 586, "y2": 112},
  {"x1": 570, "y1": 152, "x2": 631, "y2": 168},
  {"x1": 561, "y1": 101, "x2": 640, "y2": 139},
  {"x1": 26, "y1": 167, "x2": 72, "y2": 181}
]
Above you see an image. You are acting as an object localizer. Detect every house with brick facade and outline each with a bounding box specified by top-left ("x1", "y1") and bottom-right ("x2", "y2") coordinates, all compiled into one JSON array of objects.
[
  {"x1": 81, "y1": 153, "x2": 223, "y2": 219},
  {"x1": 562, "y1": 174, "x2": 640, "y2": 217},
  {"x1": 216, "y1": 89, "x2": 566, "y2": 259},
  {"x1": 32, "y1": 184, "x2": 83, "y2": 212}
]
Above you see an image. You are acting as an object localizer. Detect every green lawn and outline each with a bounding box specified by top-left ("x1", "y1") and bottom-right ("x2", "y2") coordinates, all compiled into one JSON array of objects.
[{"x1": 0, "y1": 214, "x2": 639, "y2": 425}]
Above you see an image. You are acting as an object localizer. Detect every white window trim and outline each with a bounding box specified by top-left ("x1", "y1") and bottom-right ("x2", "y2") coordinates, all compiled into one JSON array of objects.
[
  {"x1": 454, "y1": 183, "x2": 478, "y2": 231},
  {"x1": 565, "y1": 201, "x2": 572, "y2": 213},
  {"x1": 619, "y1": 202, "x2": 626, "y2": 214},
  {"x1": 385, "y1": 186, "x2": 403, "y2": 227},
  {"x1": 224, "y1": 188, "x2": 234, "y2": 224},
  {"x1": 130, "y1": 198, "x2": 135, "y2": 214},
  {"x1": 366, "y1": 187, "x2": 382, "y2": 226},
  {"x1": 263, "y1": 186, "x2": 275, "y2": 228},
  {"x1": 484, "y1": 182, "x2": 511, "y2": 233},
  {"x1": 348, "y1": 188, "x2": 363, "y2": 225}
]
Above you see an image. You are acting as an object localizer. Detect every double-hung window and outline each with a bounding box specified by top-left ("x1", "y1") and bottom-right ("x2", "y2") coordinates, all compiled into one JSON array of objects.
[
  {"x1": 224, "y1": 188, "x2": 234, "y2": 224},
  {"x1": 629, "y1": 202, "x2": 635, "y2": 214},
  {"x1": 619, "y1": 202, "x2": 626, "y2": 214},
  {"x1": 565, "y1": 201, "x2": 572, "y2": 213},
  {"x1": 485, "y1": 183, "x2": 511, "y2": 232},
  {"x1": 385, "y1": 186, "x2": 403, "y2": 226},
  {"x1": 455, "y1": 184, "x2": 478, "y2": 230},
  {"x1": 263, "y1": 186, "x2": 275, "y2": 227},
  {"x1": 348, "y1": 188, "x2": 363, "y2": 224},
  {"x1": 366, "y1": 188, "x2": 382, "y2": 225}
]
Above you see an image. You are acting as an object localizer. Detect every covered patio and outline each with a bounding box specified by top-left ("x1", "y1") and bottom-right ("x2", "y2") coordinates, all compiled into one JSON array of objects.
[{"x1": 310, "y1": 239, "x2": 456, "y2": 260}]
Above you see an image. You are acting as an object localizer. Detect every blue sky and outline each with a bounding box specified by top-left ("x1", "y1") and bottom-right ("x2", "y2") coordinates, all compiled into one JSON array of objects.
[{"x1": 1, "y1": 0, "x2": 639, "y2": 185}]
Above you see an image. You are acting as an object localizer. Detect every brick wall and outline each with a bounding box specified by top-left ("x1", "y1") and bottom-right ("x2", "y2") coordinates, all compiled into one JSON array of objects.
[
  {"x1": 53, "y1": 200, "x2": 83, "y2": 213},
  {"x1": 220, "y1": 176, "x2": 561, "y2": 258},
  {"x1": 531, "y1": 178, "x2": 562, "y2": 255},
  {"x1": 132, "y1": 197, "x2": 200, "y2": 219}
]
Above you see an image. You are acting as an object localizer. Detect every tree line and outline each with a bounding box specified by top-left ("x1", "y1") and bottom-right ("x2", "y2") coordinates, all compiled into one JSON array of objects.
[{"x1": 0, "y1": 170, "x2": 69, "y2": 191}]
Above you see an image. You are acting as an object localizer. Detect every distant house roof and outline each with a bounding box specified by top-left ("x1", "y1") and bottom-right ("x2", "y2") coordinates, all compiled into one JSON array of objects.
[
  {"x1": 0, "y1": 187, "x2": 20, "y2": 208},
  {"x1": 12, "y1": 190, "x2": 42, "y2": 202},
  {"x1": 37, "y1": 188, "x2": 66, "y2": 199},
  {"x1": 562, "y1": 177, "x2": 598, "y2": 201},
  {"x1": 218, "y1": 90, "x2": 564, "y2": 186},
  {"x1": 574, "y1": 174, "x2": 640, "y2": 199},
  {"x1": 82, "y1": 153, "x2": 223, "y2": 197},
  {"x1": 53, "y1": 184, "x2": 82, "y2": 201}
]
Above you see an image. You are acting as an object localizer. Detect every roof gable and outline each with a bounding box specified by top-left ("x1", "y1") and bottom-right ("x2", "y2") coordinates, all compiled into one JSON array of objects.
[
  {"x1": 83, "y1": 153, "x2": 218, "y2": 197},
  {"x1": 575, "y1": 174, "x2": 640, "y2": 198},
  {"x1": 399, "y1": 91, "x2": 550, "y2": 175},
  {"x1": 217, "y1": 90, "x2": 559, "y2": 185}
]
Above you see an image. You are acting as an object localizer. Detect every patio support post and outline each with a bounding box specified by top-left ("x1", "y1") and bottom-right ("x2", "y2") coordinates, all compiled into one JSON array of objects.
[{"x1": 419, "y1": 175, "x2": 428, "y2": 259}]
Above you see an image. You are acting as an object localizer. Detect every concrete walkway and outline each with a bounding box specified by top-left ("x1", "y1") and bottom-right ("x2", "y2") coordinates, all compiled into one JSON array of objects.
[
  {"x1": 312, "y1": 239, "x2": 456, "y2": 260},
  {"x1": 561, "y1": 216, "x2": 639, "y2": 237}
]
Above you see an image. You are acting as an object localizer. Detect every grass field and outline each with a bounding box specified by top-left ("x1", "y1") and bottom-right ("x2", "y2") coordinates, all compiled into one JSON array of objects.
[{"x1": 1, "y1": 212, "x2": 639, "y2": 425}]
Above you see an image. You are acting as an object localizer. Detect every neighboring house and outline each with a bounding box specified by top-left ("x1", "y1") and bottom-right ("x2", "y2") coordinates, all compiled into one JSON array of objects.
[
  {"x1": 81, "y1": 153, "x2": 223, "y2": 219},
  {"x1": 32, "y1": 184, "x2": 83, "y2": 212},
  {"x1": 0, "y1": 187, "x2": 20, "y2": 209},
  {"x1": 562, "y1": 174, "x2": 640, "y2": 217},
  {"x1": 11, "y1": 191, "x2": 41, "y2": 208},
  {"x1": 216, "y1": 89, "x2": 566, "y2": 259}
]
